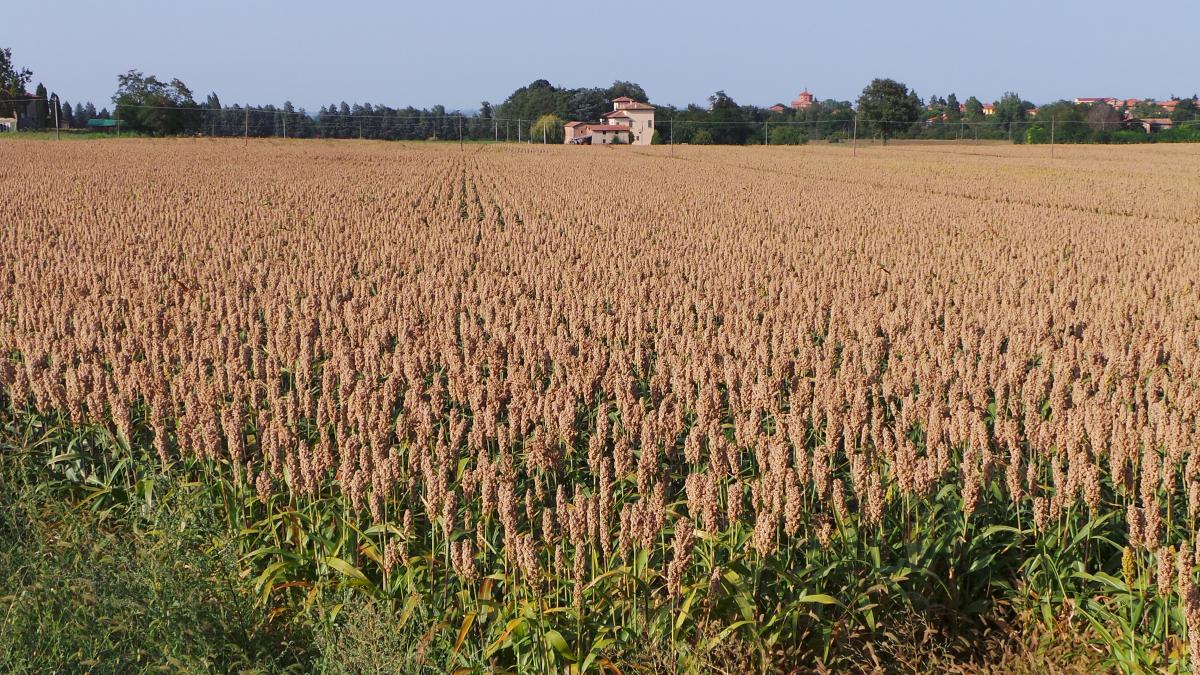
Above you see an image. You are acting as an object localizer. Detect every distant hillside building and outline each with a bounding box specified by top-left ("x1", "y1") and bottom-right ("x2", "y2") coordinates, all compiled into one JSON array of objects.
[
  {"x1": 790, "y1": 90, "x2": 815, "y2": 109},
  {"x1": 769, "y1": 104, "x2": 788, "y2": 113},
  {"x1": 564, "y1": 97, "x2": 656, "y2": 146}
]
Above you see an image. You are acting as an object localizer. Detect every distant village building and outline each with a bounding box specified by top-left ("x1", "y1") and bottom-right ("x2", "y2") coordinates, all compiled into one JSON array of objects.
[
  {"x1": 1074, "y1": 97, "x2": 1121, "y2": 107},
  {"x1": 981, "y1": 103, "x2": 995, "y2": 116},
  {"x1": 790, "y1": 90, "x2": 815, "y2": 109},
  {"x1": 0, "y1": 117, "x2": 16, "y2": 132},
  {"x1": 769, "y1": 104, "x2": 788, "y2": 113},
  {"x1": 564, "y1": 96, "x2": 656, "y2": 146}
]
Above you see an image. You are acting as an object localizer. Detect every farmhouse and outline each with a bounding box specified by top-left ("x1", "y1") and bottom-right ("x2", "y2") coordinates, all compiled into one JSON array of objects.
[
  {"x1": 0, "y1": 117, "x2": 16, "y2": 132},
  {"x1": 564, "y1": 96, "x2": 656, "y2": 145}
]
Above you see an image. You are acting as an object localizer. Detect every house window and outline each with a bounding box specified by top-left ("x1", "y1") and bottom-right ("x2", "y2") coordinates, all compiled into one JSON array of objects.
[{"x1": 648, "y1": 120, "x2": 653, "y2": 128}]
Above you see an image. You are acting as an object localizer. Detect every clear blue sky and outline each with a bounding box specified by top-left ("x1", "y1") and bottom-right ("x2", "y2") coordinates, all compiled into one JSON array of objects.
[{"x1": 7, "y1": 0, "x2": 1198, "y2": 111}]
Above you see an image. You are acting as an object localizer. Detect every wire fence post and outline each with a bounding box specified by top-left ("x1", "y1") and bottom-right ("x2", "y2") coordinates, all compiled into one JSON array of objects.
[
  {"x1": 852, "y1": 114, "x2": 858, "y2": 156},
  {"x1": 1050, "y1": 117, "x2": 1056, "y2": 159},
  {"x1": 244, "y1": 107, "x2": 249, "y2": 141},
  {"x1": 51, "y1": 95, "x2": 60, "y2": 140},
  {"x1": 764, "y1": 120, "x2": 768, "y2": 146},
  {"x1": 670, "y1": 119, "x2": 674, "y2": 156},
  {"x1": 459, "y1": 115, "x2": 463, "y2": 151},
  {"x1": 116, "y1": 107, "x2": 121, "y2": 138}
]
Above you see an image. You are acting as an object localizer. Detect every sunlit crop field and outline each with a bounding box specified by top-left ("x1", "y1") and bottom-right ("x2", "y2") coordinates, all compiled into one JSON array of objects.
[{"x1": 2, "y1": 139, "x2": 1200, "y2": 671}]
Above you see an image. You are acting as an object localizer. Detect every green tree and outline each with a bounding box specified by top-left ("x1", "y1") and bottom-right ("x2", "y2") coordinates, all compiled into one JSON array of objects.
[
  {"x1": 31, "y1": 83, "x2": 48, "y2": 129},
  {"x1": 565, "y1": 87, "x2": 610, "y2": 122},
  {"x1": 964, "y1": 96, "x2": 984, "y2": 120},
  {"x1": 203, "y1": 92, "x2": 221, "y2": 135},
  {"x1": 945, "y1": 93, "x2": 962, "y2": 122},
  {"x1": 496, "y1": 79, "x2": 566, "y2": 126},
  {"x1": 1086, "y1": 102, "x2": 1122, "y2": 132},
  {"x1": 691, "y1": 129, "x2": 714, "y2": 144},
  {"x1": 113, "y1": 70, "x2": 200, "y2": 135},
  {"x1": 49, "y1": 92, "x2": 62, "y2": 128},
  {"x1": 531, "y1": 114, "x2": 564, "y2": 143},
  {"x1": 769, "y1": 124, "x2": 808, "y2": 145},
  {"x1": 607, "y1": 81, "x2": 648, "y2": 103},
  {"x1": 0, "y1": 47, "x2": 32, "y2": 117},
  {"x1": 856, "y1": 78, "x2": 921, "y2": 141},
  {"x1": 1171, "y1": 97, "x2": 1198, "y2": 122},
  {"x1": 992, "y1": 92, "x2": 1032, "y2": 135},
  {"x1": 1025, "y1": 100, "x2": 1089, "y2": 143},
  {"x1": 706, "y1": 91, "x2": 753, "y2": 144}
]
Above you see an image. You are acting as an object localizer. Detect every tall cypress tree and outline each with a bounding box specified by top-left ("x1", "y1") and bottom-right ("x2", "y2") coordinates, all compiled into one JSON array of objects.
[{"x1": 32, "y1": 83, "x2": 48, "y2": 129}]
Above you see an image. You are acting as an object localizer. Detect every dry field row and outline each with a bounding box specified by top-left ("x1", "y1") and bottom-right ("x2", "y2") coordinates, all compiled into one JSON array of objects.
[{"x1": 2, "y1": 138, "x2": 1199, "y2": 670}]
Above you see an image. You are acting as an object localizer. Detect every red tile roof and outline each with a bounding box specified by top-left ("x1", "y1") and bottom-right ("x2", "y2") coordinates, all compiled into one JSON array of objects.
[{"x1": 586, "y1": 124, "x2": 633, "y2": 132}]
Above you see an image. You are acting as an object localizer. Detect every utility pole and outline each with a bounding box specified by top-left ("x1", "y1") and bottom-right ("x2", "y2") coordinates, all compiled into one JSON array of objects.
[
  {"x1": 51, "y1": 95, "x2": 59, "y2": 140},
  {"x1": 1050, "y1": 117, "x2": 1056, "y2": 159},
  {"x1": 494, "y1": 119, "x2": 498, "y2": 142},
  {"x1": 542, "y1": 122, "x2": 546, "y2": 144},
  {"x1": 852, "y1": 114, "x2": 858, "y2": 156},
  {"x1": 669, "y1": 119, "x2": 674, "y2": 156},
  {"x1": 960, "y1": 118, "x2": 964, "y2": 142},
  {"x1": 459, "y1": 115, "x2": 463, "y2": 150},
  {"x1": 518, "y1": 119, "x2": 521, "y2": 143},
  {"x1": 282, "y1": 112, "x2": 287, "y2": 139},
  {"x1": 764, "y1": 120, "x2": 768, "y2": 145},
  {"x1": 116, "y1": 107, "x2": 121, "y2": 138},
  {"x1": 244, "y1": 107, "x2": 249, "y2": 141}
]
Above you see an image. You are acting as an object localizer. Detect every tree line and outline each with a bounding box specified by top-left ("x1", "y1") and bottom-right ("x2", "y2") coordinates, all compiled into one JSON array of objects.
[{"x1": 3, "y1": 45, "x2": 1197, "y2": 144}]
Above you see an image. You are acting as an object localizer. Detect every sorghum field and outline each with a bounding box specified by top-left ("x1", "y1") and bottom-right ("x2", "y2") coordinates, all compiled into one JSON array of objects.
[{"x1": 2, "y1": 139, "x2": 1200, "y2": 673}]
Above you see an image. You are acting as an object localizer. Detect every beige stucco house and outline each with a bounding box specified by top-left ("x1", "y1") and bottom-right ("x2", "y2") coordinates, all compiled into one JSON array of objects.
[{"x1": 564, "y1": 97, "x2": 656, "y2": 146}]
